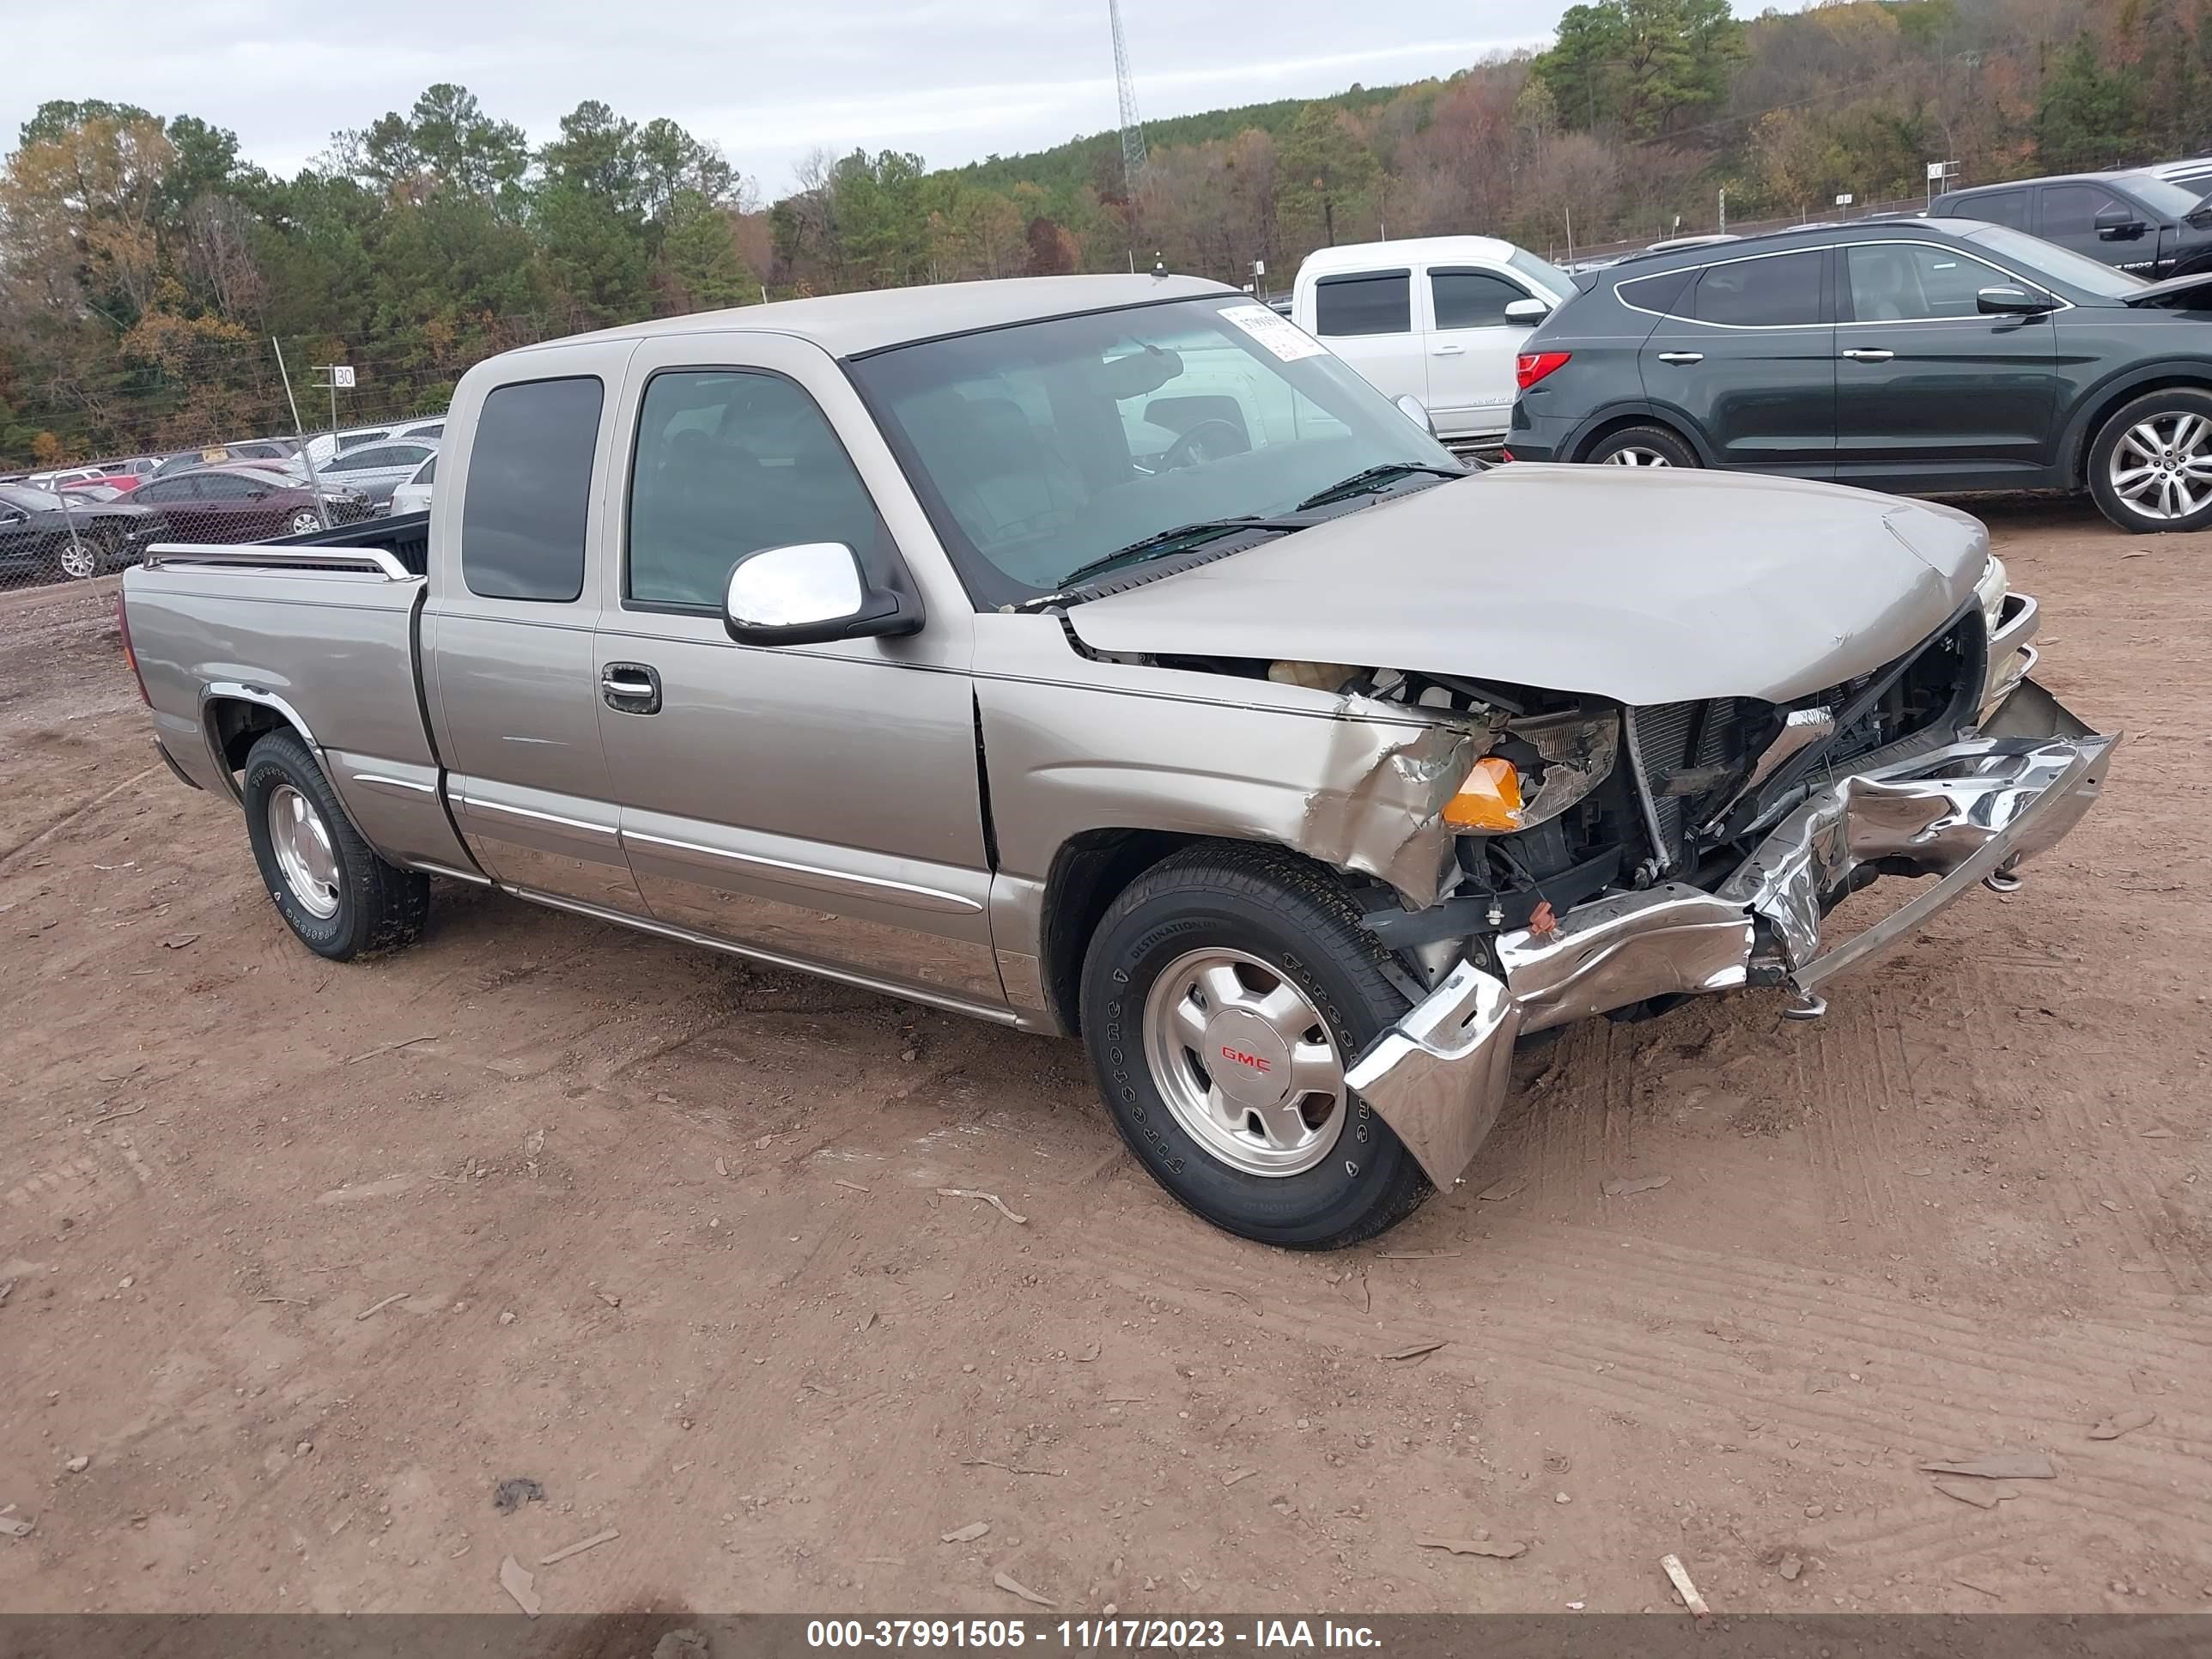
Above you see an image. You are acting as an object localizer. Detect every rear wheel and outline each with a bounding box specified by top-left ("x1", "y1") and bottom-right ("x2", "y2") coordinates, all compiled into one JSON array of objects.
[
  {"x1": 1079, "y1": 843, "x2": 1431, "y2": 1249},
  {"x1": 2088, "y1": 390, "x2": 2212, "y2": 533},
  {"x1": 241, "y1": 728, "x2": 428, "y2": 961},
  {"x1": 1585, "y1": 423, "x2": 1700, "y2": 468}
]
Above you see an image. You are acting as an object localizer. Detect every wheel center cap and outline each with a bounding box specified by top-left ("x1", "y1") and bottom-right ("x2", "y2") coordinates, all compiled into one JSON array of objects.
[{"x1": 1204, "y1": 1010, "x2": 1293, "y2": 1110}]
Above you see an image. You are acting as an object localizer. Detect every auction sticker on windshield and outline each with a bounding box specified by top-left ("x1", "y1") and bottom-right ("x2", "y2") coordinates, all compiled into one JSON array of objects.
[{"x1": 1219, "y1": 304, "x2": 1330, "y2": 362}]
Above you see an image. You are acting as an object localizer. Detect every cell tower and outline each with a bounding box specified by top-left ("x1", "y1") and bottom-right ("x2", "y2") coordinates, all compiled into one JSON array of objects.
[{"x1": 1109, "y1": 0, "x2": 1146, "y2": 191}]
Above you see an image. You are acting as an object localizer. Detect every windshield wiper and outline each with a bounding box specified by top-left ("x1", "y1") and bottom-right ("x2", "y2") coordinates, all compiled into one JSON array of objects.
[
  {"x1": 1296, "y1": 460, "x2": 1466, "y2": 512},
  {"x1": 1016, "y1": 516, "x2": 1308, "y2": 610}
]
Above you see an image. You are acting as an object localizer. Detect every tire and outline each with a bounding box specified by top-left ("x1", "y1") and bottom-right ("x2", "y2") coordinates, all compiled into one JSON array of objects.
[
  {"x1": 2087, "y1": 388, "x2": 2212, "y2": 534},
  {"x1": 1583, "y1": 423, "x2": 1700, "y2": 469},
  {"x1": 53, "y1": 527, "x2": 103, "y2": 580},
  {"x1": 1079, "y1": 842, "x2": 1431, "y2": 1249},
  {"x1": 241, "y1": 728, "x2": 428, "y2": 961}
]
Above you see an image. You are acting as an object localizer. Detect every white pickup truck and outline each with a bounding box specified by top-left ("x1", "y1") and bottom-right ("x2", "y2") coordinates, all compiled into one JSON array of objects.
[{"x1": 1289, "y1": 236, "x2": 1575, "y2": 445}]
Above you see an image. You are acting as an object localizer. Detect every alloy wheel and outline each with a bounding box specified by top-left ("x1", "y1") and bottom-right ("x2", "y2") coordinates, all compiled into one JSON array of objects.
[
  {"x1": 266, "y1": 783, "x2": 341, "y2": 920},
  {"x1": 58, "y1": 532, "x2": 100, "y2": 580},
  {"x1": 1140, "y1": 948, "x2": 1346, "y2": 1176},
  {"x1": 2110, "y1": 413, "x2": 2212, "y2": 521},
  {"x1": 1602, "y1": 446, "x2": 1674, "y2": 467}
]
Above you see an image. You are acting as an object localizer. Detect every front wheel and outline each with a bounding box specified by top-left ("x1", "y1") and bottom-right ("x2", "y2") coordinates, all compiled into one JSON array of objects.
[
  {"x1": 1585, "y1": 423, "x2": 1700, "y2": 469},
  {"x1": 2087, "y1": 390, "x2": 2212, "y2": 533},
  {"x1": 287, "y1": 507, "x2": 325, "y2": 537},
  {"x1": 1079, "y1": 843, "x2": 1431, "y2": 1249},
  {"x1": 241, "y1": 728, "x2": 428, "y2": 960},
  {"x1": 54, "y1": 526, "x2": 106, "y2": 580}
]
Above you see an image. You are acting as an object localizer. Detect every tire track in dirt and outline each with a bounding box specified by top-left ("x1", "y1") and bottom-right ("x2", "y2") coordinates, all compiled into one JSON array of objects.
[{"x1": 1060, "y1": 1217, "x2": 2212, "y2": 1547}]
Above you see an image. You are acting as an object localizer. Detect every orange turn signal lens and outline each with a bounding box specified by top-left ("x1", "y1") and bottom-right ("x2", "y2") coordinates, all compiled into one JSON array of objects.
[{"x1": 1442, "y1": 755, "x2": 1524, "y2": 832}]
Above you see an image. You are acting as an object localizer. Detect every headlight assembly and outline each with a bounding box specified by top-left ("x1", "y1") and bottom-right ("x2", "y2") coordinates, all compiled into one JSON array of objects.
[{"x1": 1442, "y1": 711, "x2": 1620, "y2": 836}]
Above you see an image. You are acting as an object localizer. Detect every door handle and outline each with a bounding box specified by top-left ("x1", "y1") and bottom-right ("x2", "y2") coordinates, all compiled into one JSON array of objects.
[
  {"x1": 1840, "y1": 348, "x2": 1895, "y2": 362},
  {"x1": 600, "y1": 663, "x2": 662, "y2": 714},
  {"x1": 1431, "y1": 344, "x2": 1468, "y2": 356},
  {"x1": 1656, "y1": 351, "x2": 1703, "y2": 365}
]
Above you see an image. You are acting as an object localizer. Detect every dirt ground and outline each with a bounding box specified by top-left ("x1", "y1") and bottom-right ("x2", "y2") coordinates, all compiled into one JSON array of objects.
[{"x1": 1, "y1": 497, "x2": 2208, "y2": 1620}]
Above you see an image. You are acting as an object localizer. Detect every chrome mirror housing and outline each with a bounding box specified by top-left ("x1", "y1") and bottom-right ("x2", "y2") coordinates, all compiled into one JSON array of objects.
[
  {"x1": 1394, "y1": 394, "x2": 1439, "y2": 438},
  {"x1": 723, "y1": 541, "x2": 921, "y2": 647}
]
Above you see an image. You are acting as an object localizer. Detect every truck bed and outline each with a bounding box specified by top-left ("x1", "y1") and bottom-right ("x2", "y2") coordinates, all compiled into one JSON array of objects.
[
  {"x1": 123, "y1": 521, "x2": 476, "y2": 878},
  {"x1": 270, "y1": 508, "x2": 430, "y2": 575}
]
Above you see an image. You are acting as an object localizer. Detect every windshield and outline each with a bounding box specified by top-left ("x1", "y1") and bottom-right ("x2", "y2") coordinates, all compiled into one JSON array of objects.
[
  {"x1": 1957, "y1": 224, "x2": 2149, "y2": 298},
  {"x1": 2124, "y1": 175, "x2": 2212, "y2": 220},
  {"x1": 1509, "y1": 247, "x2": 1576, "y2": 298},
  {"x1": 849, "y1": 295, "x2": 1460, "y2": 605}
]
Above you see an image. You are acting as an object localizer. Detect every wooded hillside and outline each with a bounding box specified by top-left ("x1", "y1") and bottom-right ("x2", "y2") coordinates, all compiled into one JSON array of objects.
[{"x1": 3, "y1": 0, "x2": 2204, "y2": 464}]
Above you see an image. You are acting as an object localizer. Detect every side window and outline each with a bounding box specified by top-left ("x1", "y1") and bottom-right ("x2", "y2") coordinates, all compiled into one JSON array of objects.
[
  {"x1": 1692, "y1": 251, "x2": 1825, "y2": 326},
  {"x1": 462, "y1": 376, "x2": 604, "y2": 603},
  {"x1": 2040, "y1": 183, "x2": 2128, "y2": 245},
  {"x1": 627, "y1": 370, "x2": 882, "y2": 611},
  {"x1": 1616, "y1": 267, "x2": 1696, "y2": 318},
  {"x1": 1313, "y1": 271, "x2": 1411, "y2": 337},
  {"x1": 197, "y1": 473, "x2": 251, "y2": 499},
  {"x1": 1960, "y1": 189, "x2": 2030, "y2": 230},
  {"x1": 1430, "y1": 269, "x2": 1528, "y2": 330},
  {"x1": 416, "y1": 456, "x2": 438, "y2": 484},
  {"x1": 1844, "y1": 243, "x2": 2005, "y2": 321}
]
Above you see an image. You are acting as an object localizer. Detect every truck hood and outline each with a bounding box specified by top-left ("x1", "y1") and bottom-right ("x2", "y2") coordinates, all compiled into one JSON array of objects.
[{"x1": 1063, "y1": 464, "x2": 1989, "y2": 706}]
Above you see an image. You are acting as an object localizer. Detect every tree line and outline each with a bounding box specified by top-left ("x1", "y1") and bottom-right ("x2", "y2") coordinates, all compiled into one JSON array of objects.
[{"x1": 3, "y1": 0, "x2": 2206, "y2": 465}]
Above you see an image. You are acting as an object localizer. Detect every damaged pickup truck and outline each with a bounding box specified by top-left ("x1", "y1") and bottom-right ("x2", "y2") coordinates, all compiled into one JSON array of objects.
[{"x1": 118, "y1": 274, "x2": 2117, "y2": 1248}]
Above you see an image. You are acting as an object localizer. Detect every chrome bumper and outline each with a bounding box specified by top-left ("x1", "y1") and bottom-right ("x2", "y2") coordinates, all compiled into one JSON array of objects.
[{"x1": 1346, "y1": 677, "x2": 2119, "y2": 1189}]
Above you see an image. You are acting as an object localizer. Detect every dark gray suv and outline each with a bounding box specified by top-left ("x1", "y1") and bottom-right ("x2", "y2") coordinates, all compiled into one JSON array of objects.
[{"x1": 1505, "y1": 219, "x2": 2212, "y2": 532}]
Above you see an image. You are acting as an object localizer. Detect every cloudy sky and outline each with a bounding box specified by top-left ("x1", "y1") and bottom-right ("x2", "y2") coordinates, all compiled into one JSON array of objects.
[{"x1": 3, "y1": 0, "x2": 1793, "y2": 194}]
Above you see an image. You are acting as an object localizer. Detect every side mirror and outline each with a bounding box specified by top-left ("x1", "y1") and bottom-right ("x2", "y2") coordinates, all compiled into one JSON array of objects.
[
  {"x1": 1503, "y1": 296, "x2": 1551, "y2": 325},
  {"x1": 1394, "y1": 394, "x2": 1439, "y2": 438},
  {"x1": 1977, "y1": 285, "x2": 2054, "y2": 317},
  {"x1": 2093, "y1": 206, "x2": 2147, "y2": 240},
  {"x1": 724, "y1": 541, "x2": 921, "y2": 647}
]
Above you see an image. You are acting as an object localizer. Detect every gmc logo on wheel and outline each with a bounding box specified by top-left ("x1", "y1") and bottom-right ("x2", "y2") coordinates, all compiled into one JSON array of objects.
[{"x1": 1220, "y1": 1046, "x2": 1273, "y2": 1073}]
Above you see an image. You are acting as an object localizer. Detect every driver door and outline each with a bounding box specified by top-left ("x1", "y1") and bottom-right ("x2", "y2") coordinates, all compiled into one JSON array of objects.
[{"x1": 594, "y1": 332, "x2": 1004, "y2": 1011}]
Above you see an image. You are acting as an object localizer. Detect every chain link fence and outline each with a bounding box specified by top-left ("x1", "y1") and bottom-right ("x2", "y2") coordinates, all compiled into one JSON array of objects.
[{"x1": 0, "y1": 459, "x2": 396, "y2": 595}]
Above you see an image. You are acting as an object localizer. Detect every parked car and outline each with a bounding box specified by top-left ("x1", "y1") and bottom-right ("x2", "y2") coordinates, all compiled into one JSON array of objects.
[
  {"x1": 316, "y1": 440, "x2": 438, "y2": 510},
  {"x1": 1289, "y1": 237, "x2": 1575, "y2": 443},
  {"x1": 1931, "y1": 168, "x2": 2212, "y2": 279},
  {"x1": 129, "y1": 465, "x2": 372, "y2": 542},
  {"x1": 2149, "y1": 155, "x2": 2212, "y2": 196},
  {"x1": 388, "y1": 452, "x2": 436, "y2": 517},
  {"x1": 117, "y1": 275, "x2": 2115, "y2": 1249},
  {"x1": 1506, "y1": 218, "x2": 2212, "y2": 532},
  {"x1": 81, "y1": 456, "x2": 160, "y2": 493},
  {"x1": 153, "y1": 440, "x2": 297, "y2": 479},
  {"x1": 0, "y1": 483, "x2": 168, "y2": 581},
  {"x1": 301, "y1": 420, "x2": 444, "y2": 466}
]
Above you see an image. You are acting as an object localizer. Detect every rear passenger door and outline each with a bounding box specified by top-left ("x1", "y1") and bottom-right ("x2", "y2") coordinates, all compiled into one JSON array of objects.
[
  {"x1": 424, "y1": 358, "x2": 651, "y2": 915},
  {"x1": 1422, "y1": 266, "x2": 1537, "y2": 441},
  {"x1": 1636, "y1": 246, "x2": 1836, "y2": 477},
  {"x1": 592, "y1": 333, "x2": 1003, "y2": 1012},
  {"x1": 1308, "y1": 269, "x2": 1428, "y2": 412}
]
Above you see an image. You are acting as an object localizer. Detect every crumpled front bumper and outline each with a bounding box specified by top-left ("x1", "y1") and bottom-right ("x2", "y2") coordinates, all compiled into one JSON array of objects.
[{"x1": 1346, "y1": 678, "x2": 2119, "y2": 1190}]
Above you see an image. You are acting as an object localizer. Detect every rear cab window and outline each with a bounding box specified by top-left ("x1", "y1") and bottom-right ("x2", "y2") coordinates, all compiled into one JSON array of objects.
[
  {"x1": 461, "y1": 376, "x2": 605, "y2": 602},
  {"x1": 1313, "y1": 270, "x2": 1411, "y2": 337}
]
